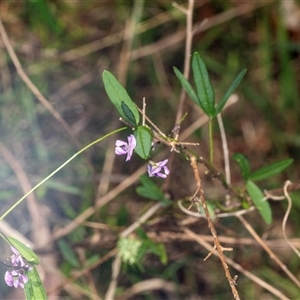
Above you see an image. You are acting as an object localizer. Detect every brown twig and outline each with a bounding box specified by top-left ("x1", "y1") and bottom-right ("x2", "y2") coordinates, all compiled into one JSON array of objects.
[
  {"x1": 147, "y1": 231, "x2": 300, "y2": 250},
  {"x1": 189, "y1": 156, "x2": 240, "y2": 300}
]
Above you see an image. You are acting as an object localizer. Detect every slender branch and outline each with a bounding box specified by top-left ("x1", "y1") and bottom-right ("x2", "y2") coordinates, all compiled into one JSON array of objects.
[{"x1": 189, "y1": 156, "x2": 240, "y2": 300}]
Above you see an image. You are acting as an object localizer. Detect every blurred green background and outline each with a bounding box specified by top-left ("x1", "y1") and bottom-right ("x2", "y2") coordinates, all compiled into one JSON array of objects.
[{"x1": 0, "y1": 1, "x2": 299, "y2": 299}]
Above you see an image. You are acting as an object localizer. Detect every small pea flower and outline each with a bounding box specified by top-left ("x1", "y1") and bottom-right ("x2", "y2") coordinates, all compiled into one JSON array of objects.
[
  {"x1": 10, "y1": 246, "x2": 25, "y2": 267},
  {"x1": 4, "y1": 269, "x2": 28, "y2": 289},
  {"x1": 4, "y1": 246, "x2": 32, "y2": 289},
  {"x1": 148, "y1": 159, "x2": 170, "y2": 178},
  {"x1": 115, "y1": 134, "x2": 136, "y2": 161}
]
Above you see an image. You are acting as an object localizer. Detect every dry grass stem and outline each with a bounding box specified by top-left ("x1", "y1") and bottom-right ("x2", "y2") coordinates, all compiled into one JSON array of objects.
[
  {"x1": 237, "y1": 214, "x2": 300, "y2": 289},
  {"x1": 174, "y1": 0, "x2": 194, "y2": 126},
  {"x1": 282, "y1": 181, "x2": 300, "y2": 258},
  {"x1": 184, "y1": 228, "x2": 290, "y2": 300},
  {"x1": 0, "y1": 17, "x2": 82, "y2": 150},
  {"x1": 116, "y1": 279, "x2": 177, "y2": 300},
  {"x1": 217, "y1": 113, "x2": 231, "y2": 184}
]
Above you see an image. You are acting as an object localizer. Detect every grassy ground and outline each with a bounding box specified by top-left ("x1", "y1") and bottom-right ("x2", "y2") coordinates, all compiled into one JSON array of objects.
[{"x1": 0, "y1": 1, "x2": 299, "y2": 299}]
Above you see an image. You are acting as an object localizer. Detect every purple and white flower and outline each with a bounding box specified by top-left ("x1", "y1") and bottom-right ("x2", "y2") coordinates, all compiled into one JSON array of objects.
[
  {"x1": 4, "y1": 246, "x2": 31, "y2": 289},
  {"x1": 115, "y1": 134, "x2": 136, "y2": 161},
  {"x1": 148, "y1": 159, "x2": 170, "y2": 178},
  {"x1": 4, "y1": 269, "x2": 28, "y2": 289},
  {"x1": 10, "y1": 246, "x2": 26, "y2": 268}
]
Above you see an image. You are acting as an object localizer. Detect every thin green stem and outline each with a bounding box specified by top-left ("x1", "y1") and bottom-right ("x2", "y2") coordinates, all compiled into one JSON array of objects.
[
  {"x1": 209, "y1": 118, "x2": 213, "y2": 164},
  {"x1": 0, "y1": 127, "x2": 127, "y2": 222}
]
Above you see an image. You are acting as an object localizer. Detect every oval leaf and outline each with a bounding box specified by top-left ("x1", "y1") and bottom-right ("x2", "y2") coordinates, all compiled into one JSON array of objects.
[
  {"x1": 24, "y1": 266, "x2": 48, "y2": 300},
  {"x1": 8, "y1": 237, "x2": 40, "y2": 265},
  {"x1": 173, "y1": 67, "x2": 200, "y2": 106},
  {"x1": 232, "y1": 153, "x2": 251, "y2": 180},
  {"x1": 246, "y1": 180, "x2": 272, "y2": 224},
  {"x1": 249, "y1": 158, "x2": 293, "y2": 181},
  {"x1": 102, "y1": 70, "x2": 139, "y2": 127},
  {"x1": 215, "y1": 68, "x2": 247, "y2": 116},
  {"x1": 134, "y1": 126, "x2": 152, "y2": 159},
  {"x1": 192, "y1": 52, "x2": 215, "y2": 117}
]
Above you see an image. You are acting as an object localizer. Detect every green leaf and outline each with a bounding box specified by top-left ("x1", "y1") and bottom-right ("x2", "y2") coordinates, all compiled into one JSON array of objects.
[
  {"x1": 232, "y1": 153, "x2": 251, "y2": 180},
  {"x1": 246, "y1": 180, "x2": 272, "y2": 224},
  {"x1": 192, "y1": 52, "x2": 215, "y2": 117},
  {"x1": 136, "y1": 175, "x2": 164, "y2": 201},
  {"x1": 173, "y1": 67, "x2": 200, "y2": 106},
  {"x1": 24, "y1": 265, "x2": 48, "y2": 300},
  {"x1": 57, "y1": 240, "x2": 80, "y2": 268},
  {"x1": 215, "y1": 68, "x2": 247, "y2": 116},
  {"x1": 134, "y1": 126, "x2": 153, "y2": 159},
  {"x1": 102, "y1": 70, "x2": 139, "y2": 127},
  {"x1": 8, "y1": 237, "x2": 40, "y2": 265},
  {"x1": 136, "y1": 175, "x2": 171, "y2": 206},
  {"x1": 121, "y1": 101, "x2": 137, "y2": 127},
  {"x1": 156, "y1": 243, "x2": 168, "y2": 265},
  {"x1": 249, "y1": 158, "x2": 293, "y2": 181}
]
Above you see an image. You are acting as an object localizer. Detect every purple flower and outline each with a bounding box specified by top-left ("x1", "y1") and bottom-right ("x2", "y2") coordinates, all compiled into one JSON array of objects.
[
  {"x1": 115, "y1": 134, "x2": 136, "y2": 161},
  {"x1": 148, "y1": 159, "x2": 170, "y2": 178},
  {"x1": 10, "y1": 247, "x2": 25, "y2": 267},
  {"x1": 4, "y1": 269, "x2": 28, "y2": 289}
]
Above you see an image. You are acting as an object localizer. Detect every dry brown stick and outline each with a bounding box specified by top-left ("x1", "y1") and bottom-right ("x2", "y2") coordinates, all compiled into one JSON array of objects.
[
  {"x1": 184, "y1": 228, "x2": 290, "y2": 300},
  {"x1": 174, "y1": 0, "x2": 194, "y2": 126},
  {"x1": 51, "y1": 202, "x2": 163, "y2": 296},
  {"x1": 0, "y1": 17, "x2": 82, "y2": 149},
  {"x1": 105, "y1": 202, "x2": 163, "y2": 300},
  {"x1": 52, "y1": 164, "x2": 147, "y2": 241},
  {"x1": 56, "y1": 2, "x2": 202, "y2": 63},
  {"x1": 48, "y1": 248, "x2": 117, "y2": 296},
  {"x1": 190, "y1": 156, "x2": 240, "y2": 300},
  {"x1": 131, "y1": 2, "x2": 272, "y2": 61},
  {"x1": 147, "y1": 231, "x2": 300, "y2": 249},
  {"x1": 237, "y1": 214, "x2": 300, "y2": 289},
  {"x1": 115, "y1": 279, "x2": 177, "y2": 300},
  {"x1": 117, "y1": 0, "x2": 144, "y2": 85}
]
